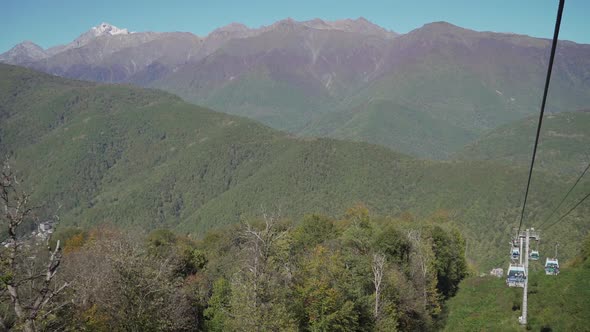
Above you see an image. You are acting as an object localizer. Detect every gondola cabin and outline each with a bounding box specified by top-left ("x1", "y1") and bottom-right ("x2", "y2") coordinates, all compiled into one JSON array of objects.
[
  {"x1": 530, "y1": 250, "x2": 540, "y2": 260},
  {"x1": 506, "y1": 264, "x2": 526, "y2": 287},
  {"x1": 511, "y1": 247, "x2": 520, "y2": 260},
  {"x1": 545, "y1": 258, "x2": 559, "y2": 275}
]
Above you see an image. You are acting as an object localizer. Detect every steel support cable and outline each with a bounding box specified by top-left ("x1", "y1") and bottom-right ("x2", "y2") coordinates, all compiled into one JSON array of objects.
[
  {"x1": 538, "y1": 161, "x2": 590, "y2": 229},
  {"x1": 517, "y1": 0, "x2": 565, "y2": 235},
  {"x1": 542, "y1": 191, "x2": 590, "y2": 231}
]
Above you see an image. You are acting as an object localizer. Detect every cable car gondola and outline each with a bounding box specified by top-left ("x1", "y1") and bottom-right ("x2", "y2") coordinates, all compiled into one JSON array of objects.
[
  {"x1": 506, "y1": 264, "x2": 526, "y2": 287},
  {"x1": 511, "y1": 247, "x2": 520, "y2": 260},
  {"x1": 544, "y1": 258, "x2": 559, "y2": 275},
  {"x1": 529, "y1": 235, "x2": 540, "y2": 260}
]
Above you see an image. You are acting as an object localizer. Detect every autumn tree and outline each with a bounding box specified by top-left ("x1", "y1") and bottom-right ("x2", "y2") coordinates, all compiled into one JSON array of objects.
[
  {"x1": 228, "y1": 212, "x2": 297, "y2": 331},
  {"x1": 296, "y1": 246, "x2": 359, "y2": 331},
  {"x1": 292, "y1": 214, "x2": 336, "y2": 251},
  {"x1": 59, "y1": 228, "x2": 198, "y2": 330},
  {"x1": 406, "y1": 229, "x2": 441, "y2": 319},
  {"x1": 372, "y1": 252, "x2": 385, "y2": 321}
]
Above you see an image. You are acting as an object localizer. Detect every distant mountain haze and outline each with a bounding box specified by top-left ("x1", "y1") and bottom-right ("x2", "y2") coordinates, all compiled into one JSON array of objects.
[{"x1": 2, "y1": 19, "x2": 589, "y2": 159}]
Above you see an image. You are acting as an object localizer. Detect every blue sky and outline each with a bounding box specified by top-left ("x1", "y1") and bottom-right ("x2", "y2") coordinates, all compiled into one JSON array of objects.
[{"x1": 1, "y1": 0, "x2": 588, "y2": 52}]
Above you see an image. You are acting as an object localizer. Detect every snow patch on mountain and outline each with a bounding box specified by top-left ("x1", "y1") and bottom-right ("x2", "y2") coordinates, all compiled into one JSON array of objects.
[{"x1": 91, "y1": 23, "x2": 130, "y2": 37}]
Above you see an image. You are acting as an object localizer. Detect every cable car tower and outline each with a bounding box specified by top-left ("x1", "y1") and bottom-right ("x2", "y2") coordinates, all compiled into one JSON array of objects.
[
  {"x1": 509, "y1": 228, "x2": 539, "y2": 326},
  {"x1": 507, "y1": 228, "x2": 539, "y2": 290},
  {"x1": 507, "y1": 228, "x2": 524, "y2": 287}
]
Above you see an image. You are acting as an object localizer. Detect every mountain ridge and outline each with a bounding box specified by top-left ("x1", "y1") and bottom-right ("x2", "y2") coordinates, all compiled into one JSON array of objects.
[
  {"x1": 2, "y1": 18, "x2": 589, "y2": 159},
  {"x1": 0, "y1": 17, "x2": 397, "y2": 57}
]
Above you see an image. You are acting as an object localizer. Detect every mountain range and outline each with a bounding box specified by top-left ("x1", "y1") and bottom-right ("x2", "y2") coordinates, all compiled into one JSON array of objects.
[{"x1": 3, "y1": 19, "x2": 589, "y2": 159}]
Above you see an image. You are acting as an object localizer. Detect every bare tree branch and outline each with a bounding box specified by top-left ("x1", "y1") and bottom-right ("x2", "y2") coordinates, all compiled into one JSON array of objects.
[
  {"x1": 1, "y1": 161, "x2": 68, "y2": 332},
  {"x1": 372, "y1": 252, "x2": 386, "y2": 319}
]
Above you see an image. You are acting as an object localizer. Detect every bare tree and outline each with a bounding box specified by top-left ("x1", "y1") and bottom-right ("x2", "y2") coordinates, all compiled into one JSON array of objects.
[
  {"x1": 372, "y1": 252, "x2": 386, "y2": 320},
  {"x1": 406, "y1": 229, "x2": 437, "y2": 314},
  {"x1": 229, "y1": 211, "x2": 295, "y2": 331},
  {"x1": 0, "y1": 162, "x2": 68, "y2": 332},
  {"x1": 240, "y1": 211, "x2": 289, "y2": 309},
  {"x1": 60, "y1": 227, "x2": 197, "y2": 331}
]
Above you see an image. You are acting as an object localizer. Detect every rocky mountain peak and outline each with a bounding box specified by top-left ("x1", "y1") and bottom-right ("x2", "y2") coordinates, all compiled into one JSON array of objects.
[
  {"x1": 19, "y1": 40, "x2": 43, "y2": 48},
  {"x1": 417, "y1": 21, "x2": 466, "y2": 33},
  {"x1": 329, "y1": 17, "x2": 397, "y2": 37},
  {"x1": 207, "y1": 22, "x2": 256, "y2": 42},
  {"x1": 215, "y1": 22, "x2": 250, "y2": 33},
  {"x1": 272, "y1": 18, "x2": 299, "y2": 29},
  {"x1": 0, "y1": 41, "x2": 47, "y2": 64},
  {"x1": 62, "y1": 22, "x2": 132, "y2": 50},
  {"x1": 247, "y1": 16, "x2": 393, "y2": 37}
]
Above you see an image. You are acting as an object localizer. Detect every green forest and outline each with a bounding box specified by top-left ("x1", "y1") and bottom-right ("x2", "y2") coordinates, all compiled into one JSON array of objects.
[
  {"x1": 2, "y1": 175, "x2": 468, "y2": 331},
  {"x1": 1, "y1": 64, "x2": 588, "y2": 270}
]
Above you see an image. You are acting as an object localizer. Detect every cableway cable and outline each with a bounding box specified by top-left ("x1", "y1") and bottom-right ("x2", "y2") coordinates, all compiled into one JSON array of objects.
[
  {"x1": 538, "y1": 160, "x2": 590, "y2": 229},
  {"x1": 542, "y1": 191, "x2": 590, "y2": 231},
  {"x1": 516, "y1": 0, "x2": 565, "y2": 235}
]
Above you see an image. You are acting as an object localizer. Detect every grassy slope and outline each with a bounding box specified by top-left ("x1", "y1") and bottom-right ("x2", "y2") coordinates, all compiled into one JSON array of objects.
[
  {"x1": 444, "y1": 256, "x2": 590, "y2": 331},
  {"x1": 1, "y1": 64, "x2": 589, "y2": 269}
]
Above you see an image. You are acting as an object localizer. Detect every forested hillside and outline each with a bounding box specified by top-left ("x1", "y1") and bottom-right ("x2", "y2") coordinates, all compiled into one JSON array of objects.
[
  {"x1": 2, "y1": 193, "x2": 468, "y2": 331},
  {"x1": 1, "y1": 64, "x2": 589, "y2": 270},
  {"x1": 456, "y1": 110, "x2": 590, "y2": 176}
]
